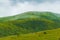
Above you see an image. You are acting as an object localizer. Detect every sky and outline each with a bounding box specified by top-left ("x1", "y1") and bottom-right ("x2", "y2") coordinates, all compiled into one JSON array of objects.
[{"x1": 0, "y1": 0, "x2": 60, "y2": 17}]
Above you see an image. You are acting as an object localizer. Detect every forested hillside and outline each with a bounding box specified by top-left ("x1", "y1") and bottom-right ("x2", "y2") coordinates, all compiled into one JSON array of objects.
[{"x1": 0, "y1": 11, "x2": 60, "y2": 38}]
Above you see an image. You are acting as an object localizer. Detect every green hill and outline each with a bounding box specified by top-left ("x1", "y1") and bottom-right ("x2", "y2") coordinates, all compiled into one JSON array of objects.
[{"x1": 0, "y1": 11, "x2": 60, "y2": 38}]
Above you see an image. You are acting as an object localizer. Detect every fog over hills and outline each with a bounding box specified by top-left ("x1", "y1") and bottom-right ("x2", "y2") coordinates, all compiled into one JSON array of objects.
[
  {"x1": 0, "y1": 0, "x2": 60, "y2": 40},
  {"x1": 0, "y1": 0, "x2": 60, "y2": 17}
]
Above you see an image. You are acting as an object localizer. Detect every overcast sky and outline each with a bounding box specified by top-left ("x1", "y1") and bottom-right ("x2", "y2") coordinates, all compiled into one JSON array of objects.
[{"x1": 0, "y1": 0, "x2": 60, "y2": 17}]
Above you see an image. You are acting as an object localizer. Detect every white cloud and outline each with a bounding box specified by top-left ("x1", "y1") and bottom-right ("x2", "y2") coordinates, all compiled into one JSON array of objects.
[{"x1": 0, "y1": 0, "x2": 60, "y2": 17}]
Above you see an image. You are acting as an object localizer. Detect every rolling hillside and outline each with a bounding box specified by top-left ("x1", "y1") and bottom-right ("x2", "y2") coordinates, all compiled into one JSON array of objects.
[
  {"x1": 0, "y1": 11, "x2": 60, "y2": 39},
  {"x1": 0, "y1": 28, "x2": 60, "y2": 40}
]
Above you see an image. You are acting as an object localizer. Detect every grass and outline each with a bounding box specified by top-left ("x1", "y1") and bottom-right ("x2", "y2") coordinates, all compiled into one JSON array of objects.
[
  {"x1": 0, "y1": 17, "x2": 59, "y2": 37},
  {"x1": 0, "y1": 11, "x2": 59, "y2": 40},
  {"x1": 0, "y1": 28, "x2": 60, "y2": 40}
]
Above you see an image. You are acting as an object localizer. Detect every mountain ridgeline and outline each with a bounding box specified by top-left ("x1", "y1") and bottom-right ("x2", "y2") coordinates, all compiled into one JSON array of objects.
[{"x1": 0, "y1": 11, "x2": 60, "y2": 37}]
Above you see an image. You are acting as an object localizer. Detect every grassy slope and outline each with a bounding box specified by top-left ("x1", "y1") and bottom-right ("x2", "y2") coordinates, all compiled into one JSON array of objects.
[
  {"x1": 0, "y1": 28, "x2": 60, "y2": 40},
  {"x1": 0, "y1": 11, "x2": 60, "y2": 38},
  {"x1": 0, "y1": 17, "x2": 59, "y2": 37}
]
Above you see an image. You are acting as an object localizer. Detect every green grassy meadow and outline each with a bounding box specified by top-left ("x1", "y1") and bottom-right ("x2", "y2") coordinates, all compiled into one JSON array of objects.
[{"x1": 0, "y1": 28, "x2": 60, "y2": 40}]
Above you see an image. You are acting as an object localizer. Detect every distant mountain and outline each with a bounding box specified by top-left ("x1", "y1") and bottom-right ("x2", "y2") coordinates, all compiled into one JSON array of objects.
[{"x1": 0, "y1": 11, "x2": 60, "y2": 37}]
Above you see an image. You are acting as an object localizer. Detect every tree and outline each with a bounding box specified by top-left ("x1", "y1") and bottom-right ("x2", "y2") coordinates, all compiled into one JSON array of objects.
[{"x1": 43, "y1": 32, "x2": 47, "y2": 34}]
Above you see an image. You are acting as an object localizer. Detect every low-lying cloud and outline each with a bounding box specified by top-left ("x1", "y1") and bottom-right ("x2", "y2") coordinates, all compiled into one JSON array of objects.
[{"x1": 0, "y1": 0, "x2": 60, "y2": 17}]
